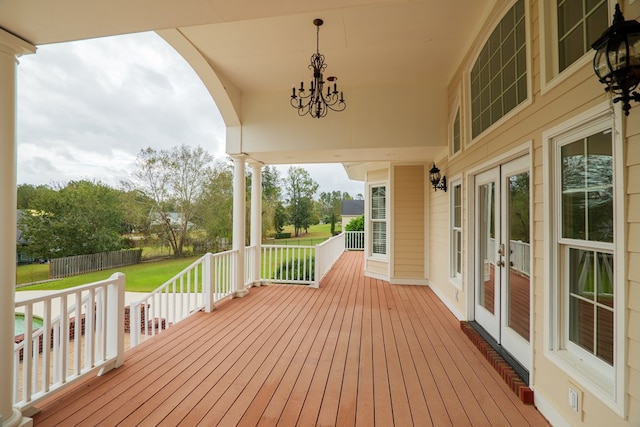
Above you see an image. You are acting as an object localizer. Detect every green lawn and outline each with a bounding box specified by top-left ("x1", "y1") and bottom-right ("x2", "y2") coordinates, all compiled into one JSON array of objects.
[
  {"x1": 17, "y1": 263, "x2": 49, "y2": 285},
  {"x1": 17, "y1": 256, "x2": 200, "y2": 293},
  {"x1": 16, "y1": 224, "x2": 339, "y2": 292},
  {"x1": 264, "y1": 223, "x2": 339, "y2": 246}
]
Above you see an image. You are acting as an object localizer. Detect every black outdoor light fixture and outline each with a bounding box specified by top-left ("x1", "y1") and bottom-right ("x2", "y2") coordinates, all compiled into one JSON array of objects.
[
  {"x1": 290, "y1": 18, "x2": 346, "y2": 118},
  {"x1": 592, "y1": 3, "x2": 640, "y2": 116},
  {"x1": 429, "y1": 163, "x2": 447, "y2": 192}
]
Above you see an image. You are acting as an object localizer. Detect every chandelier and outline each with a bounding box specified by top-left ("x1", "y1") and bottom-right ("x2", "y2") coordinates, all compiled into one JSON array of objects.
[{"x1": 290, "y1": 18, "x2": 346, "y2": 118}]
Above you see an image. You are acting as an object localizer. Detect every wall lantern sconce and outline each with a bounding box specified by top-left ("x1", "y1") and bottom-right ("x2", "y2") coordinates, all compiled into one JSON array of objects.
[
  {"x1": 591, "y1": 3, "x2": 640, "y2": 116},
  {"x1": 429, "y1": 163, "x2": 447, "y2": 192}
]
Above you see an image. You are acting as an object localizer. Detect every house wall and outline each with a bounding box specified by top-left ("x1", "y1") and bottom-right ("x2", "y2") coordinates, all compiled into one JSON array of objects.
[
  {"x1": 427, "y1": 157, "x2": 467, "y2": 317},
  {"x1": 392, "y1": 164, "x2": 426, "y2": 282},
  {"x1": 430, "y1": 0, "x2": 640, "y2": 425},
  {"x1": 626, "y1": 95, "x2": 640, "y2": 423}
]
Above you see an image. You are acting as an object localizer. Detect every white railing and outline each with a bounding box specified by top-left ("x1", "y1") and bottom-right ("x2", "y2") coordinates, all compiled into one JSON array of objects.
[
  {"x1": 245, "y1": 245, "x2": 257, "y2": 287},
  {"x1": 313, "y1": 233, "x2": 346, "y2": 288},
  {"x1": 510, "y1": 240, "x2": 530, "y2": 276},
  {"x1": 261, "y1": 244, "x2": 316, "y2": 285},
  {"x1": 344, "y1": 231, "x2": 365, "y2": 251},
  {"x1": 13, "y1": 273, "x2": 125, "y2": 411},
  {"x1": 129, "y1": 251, "x2": 236, "y2": 347}
]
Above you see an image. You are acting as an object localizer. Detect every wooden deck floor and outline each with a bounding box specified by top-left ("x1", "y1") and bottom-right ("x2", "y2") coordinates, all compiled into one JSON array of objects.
[{"x1": 32, "y1": 252, "x2": 549, "y2": 426}]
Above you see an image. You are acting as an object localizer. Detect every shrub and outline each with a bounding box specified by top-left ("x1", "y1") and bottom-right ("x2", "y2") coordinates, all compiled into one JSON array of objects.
[
  {"x1": 274, "y1": 232, "x2": 292, "y2": 239},
  {"x1": 345, "y1": 215, "x2": 365, "y2": 231},
  {"x1": 273, "y1": 256, "x2": 315, "y2": 282}
]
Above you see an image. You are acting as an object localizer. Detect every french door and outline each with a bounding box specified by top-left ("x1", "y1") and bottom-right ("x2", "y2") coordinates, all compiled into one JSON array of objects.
[{"x1": 474, "y1": 156, "x2": 531, "y2": 371}]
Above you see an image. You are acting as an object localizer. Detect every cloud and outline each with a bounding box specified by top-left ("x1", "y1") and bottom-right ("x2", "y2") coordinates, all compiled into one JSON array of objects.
[{"x1": 16, "y1": 32, "x2": 363, "y2": 196}]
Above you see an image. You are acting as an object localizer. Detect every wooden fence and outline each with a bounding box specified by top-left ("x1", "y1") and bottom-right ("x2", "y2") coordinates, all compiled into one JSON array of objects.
[{"x1": 49, "y1": 249, "x2": 142, "y2": 279}]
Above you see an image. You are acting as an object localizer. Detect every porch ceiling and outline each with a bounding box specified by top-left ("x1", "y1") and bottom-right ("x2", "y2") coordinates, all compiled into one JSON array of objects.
[{"x1": 1, "y1": 0, "x2": 494, "y2": 165}]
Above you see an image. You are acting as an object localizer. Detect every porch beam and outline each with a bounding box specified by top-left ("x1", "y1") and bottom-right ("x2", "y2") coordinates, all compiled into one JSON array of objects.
[{"x1": 0, "y1": 29, "x2": 35, "y2": 427}]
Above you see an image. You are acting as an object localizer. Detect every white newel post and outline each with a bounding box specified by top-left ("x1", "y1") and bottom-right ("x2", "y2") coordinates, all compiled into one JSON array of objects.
[
  {"x1": 0, "y1": 30, "x2": 35, "y2": 427},
  {"x1": 100, "y1": 273, "x2": 125, "y2": 376},
  {"x1": 250, "y1": 161, "x2": 262, "y2": 286},
  {"x1": 232, "y1": 155, "x2": 248, "y2": 298}
]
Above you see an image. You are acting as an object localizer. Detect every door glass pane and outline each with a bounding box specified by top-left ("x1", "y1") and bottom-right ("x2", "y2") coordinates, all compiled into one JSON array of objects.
[
  {"x1": 478, "y1": 182, "x2": 496, "y2": 314},
  {"x1": 507, "y1": 171, "x2": 530, "y2": 341}
]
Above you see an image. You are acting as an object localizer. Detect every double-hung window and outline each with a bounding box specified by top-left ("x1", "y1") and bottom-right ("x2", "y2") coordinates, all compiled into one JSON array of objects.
[
  {"x1": 559, "y1": 128, "x2": 614, "y2": 367},
  {"x1": 370, "y1": 185, "x2": 387, "y2": 257},
  {"x1": 450, "y1": 181, "x2": 463, "y2": 285},
  {"x1": 546, "y1": 106, "x2": 623, "y2": 410}
]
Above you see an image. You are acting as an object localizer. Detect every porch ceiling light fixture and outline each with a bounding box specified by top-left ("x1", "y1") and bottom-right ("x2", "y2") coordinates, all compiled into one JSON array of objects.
[
  {"x1": 290, "y1": 18, "x2": 346, "y2": 118},
  {"x1": 592, "y1": 3, "x2": 640, "y2": 116},
  {"x1": 429, "y1": 163, "x2": 447, "y2": 192}
]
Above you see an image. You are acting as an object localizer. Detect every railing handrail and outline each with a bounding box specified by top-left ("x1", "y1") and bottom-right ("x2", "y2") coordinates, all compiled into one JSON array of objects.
[
  {"x1": 15, "y1": 276, "x2": 121, "y2": 306},
  {"x1": 14, "y1": 272, "x2": 124, "y2": 410},
  {"x1": 129, "y1": 250, "x2": 237, "y2": 347},
  {"x1": 136, "y1": 250, "x2": 233, "y2": 301}
]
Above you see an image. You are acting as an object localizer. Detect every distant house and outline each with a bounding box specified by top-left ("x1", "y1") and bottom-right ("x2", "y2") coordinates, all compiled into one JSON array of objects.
[{"x1": 340, "y1": 200, "x2": 364, "y2": 230}]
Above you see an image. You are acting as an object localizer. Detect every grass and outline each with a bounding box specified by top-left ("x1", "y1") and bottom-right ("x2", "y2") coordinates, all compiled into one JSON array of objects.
[
  {"x1": 17, "y1": 256, "x2": 200, "y2": 293},
  {"x1": 17, "y1": 263, "x2": 50, "y2": 285},
  {"x1": 16, "y1": 224, "x2": 339, "y2": 292},
  {"x1": 264, "y1": 223, "x2": 339, "y2": 246}
]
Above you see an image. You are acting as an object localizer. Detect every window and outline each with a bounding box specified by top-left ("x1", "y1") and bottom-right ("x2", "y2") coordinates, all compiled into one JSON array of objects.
[
  {"x1": 452, "y1": 108, "x2": 461, "y2": 154},
  {"x1": 545, "y1": 105, "x2": 624, "y2": 410},
  {"x1": 370, "y1": 185, "x2": 387, "y2": 256},
  {"x1": 559, "y1": 130, "x2": 614, "y2": 366},
  {"x1": 557, "y1": 0, "x2": 608, "y2": 72},
  {"x1": 471, "y1": 0, "x2": 527, "y2": 138},
  {"x1": 450, "y1": 181, "x2": 462, "y2": 284}
]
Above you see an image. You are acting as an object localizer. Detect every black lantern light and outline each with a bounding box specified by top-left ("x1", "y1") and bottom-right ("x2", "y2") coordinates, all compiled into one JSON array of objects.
[
  {"x1": 290, "y1": 19, "x2": 346, "y2": 118},
  {"x1": 429, "y1": 163, "x2": 447, "y2": 192},
  {"x1": 592, "y1": 3, "x2": 640, "y2": 116}
]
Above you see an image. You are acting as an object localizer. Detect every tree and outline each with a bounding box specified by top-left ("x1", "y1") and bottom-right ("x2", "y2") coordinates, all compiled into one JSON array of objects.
[
  {"x1": 273, "y1": 201, "x2": 287, "y2": 234},
  {"x1": 261, "y1": 166, "x2": 282, "y2": 238},
  {"x1": 318, "y1": 190, "x2": 344, "y2": 232},
  {"x1": 318, "y1": 191, "x2": 343, "y2": 222},
  {"x1": 193, "y1": 157, "x2": 234, "y2": 252},
  {"x1": 345, "y1": 215, "x2": 365, "y2": 231},
  {"x1": 119, "y1": 189, "x2": 154, "y2": 235},
  {"x1": 17, "y1": 184, "x2": 45, "y2": 209},
  {"x1": 128, "y1": 145, "x2": 213, "y2": 257},
  {"x1": 284, "y1": 167, "x2": 319, "y2": 237},
  {"x1": 18, "y1": 180, "x2": 125, "y2": 259}
]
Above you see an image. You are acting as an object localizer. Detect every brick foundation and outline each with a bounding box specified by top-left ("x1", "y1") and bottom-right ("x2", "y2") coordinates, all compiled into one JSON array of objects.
[{"x1": 460, "y1": 321, "x2": 534, "y2": 405}]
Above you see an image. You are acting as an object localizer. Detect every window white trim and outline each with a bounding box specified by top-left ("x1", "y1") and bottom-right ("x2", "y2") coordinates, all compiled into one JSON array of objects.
[
  {"x1": 367, "y1": 182, "x2": 389, "y2": 261},
  {"x1": 449, "y1": 87, "x2": 463, "y2": 158},
  {"x1": 466, "y1": 0, "x2": 533, "y2": 147},
  {"x1": 449, "y1": 176, "x2": 463, "y2": 290},
  {"x1": 539, "y1": 0, "x2": 613, "y2": 94},
  {"x1": 542, "y1": 101, "x2": 625, "y2": 416}
]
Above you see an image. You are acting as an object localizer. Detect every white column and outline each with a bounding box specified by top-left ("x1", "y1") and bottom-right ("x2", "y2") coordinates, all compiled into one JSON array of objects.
[
  {"x1": 249, "y1": 161, "x2": 263, "y2": 286},
  {"x1": 0, "y1": 30, "x2": 35, "y2": 427},
  {"x1": 232, "y1": 155, "x2": 248, "y2": 298}
]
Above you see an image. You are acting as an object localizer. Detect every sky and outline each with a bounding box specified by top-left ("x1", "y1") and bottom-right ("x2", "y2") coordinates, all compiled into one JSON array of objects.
[{"x1": 16, "y1": 31, "x2": 364, "y2": 197}]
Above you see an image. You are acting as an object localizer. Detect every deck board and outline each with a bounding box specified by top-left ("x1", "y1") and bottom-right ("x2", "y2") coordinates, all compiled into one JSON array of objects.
[{"x1": 32, "y1": 251, "x2": 549, "y2": 427}]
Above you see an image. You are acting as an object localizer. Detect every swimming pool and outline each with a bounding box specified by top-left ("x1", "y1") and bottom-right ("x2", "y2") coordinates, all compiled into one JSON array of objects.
[{"x1": 14, "y1": 313, "x2": 44, "y2": 336}]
